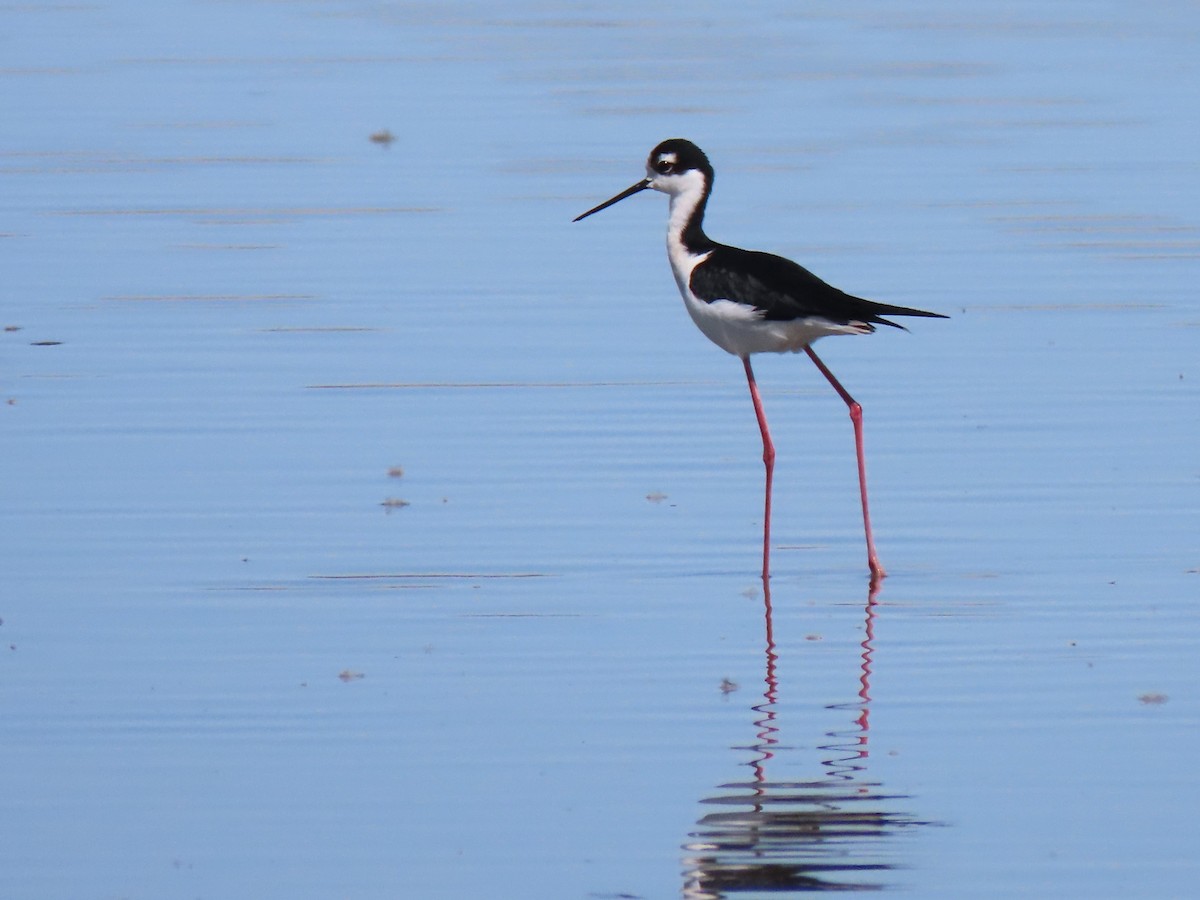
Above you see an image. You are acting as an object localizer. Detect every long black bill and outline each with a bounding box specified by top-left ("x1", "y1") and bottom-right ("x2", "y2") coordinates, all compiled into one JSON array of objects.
[{"x1": 573, "y1": 179, "x2": 651, "y2": 222}]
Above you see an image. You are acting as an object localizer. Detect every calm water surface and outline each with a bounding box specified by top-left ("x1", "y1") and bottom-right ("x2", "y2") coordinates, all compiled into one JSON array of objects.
[{"x1": 3, "y1": 1, "x2": 1198, "y2": 898}]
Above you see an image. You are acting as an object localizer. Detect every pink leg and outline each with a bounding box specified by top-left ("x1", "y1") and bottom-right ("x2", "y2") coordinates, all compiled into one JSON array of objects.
[
  {"x1": 804, "y1": 346, "x2": 886, "y2": 582},
  {"x1": 743, "y1": 357, "x2": 774, "y2": 582}
]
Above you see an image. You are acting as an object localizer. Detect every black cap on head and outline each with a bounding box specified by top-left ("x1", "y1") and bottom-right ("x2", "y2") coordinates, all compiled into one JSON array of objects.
[{"x1": 647, "y1": 139, "x2": 713, "y2": 181}]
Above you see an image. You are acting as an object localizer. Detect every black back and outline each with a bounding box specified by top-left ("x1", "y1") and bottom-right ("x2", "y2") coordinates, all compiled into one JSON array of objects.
[{"x1": 691, "y1": 244, "x2": 946, "y2": 329}]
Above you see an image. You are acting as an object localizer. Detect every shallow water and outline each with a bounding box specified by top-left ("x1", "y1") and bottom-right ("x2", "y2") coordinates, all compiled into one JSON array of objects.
[{"x1": 3, "y1": 1, "x2": 1198, "y2": 897}]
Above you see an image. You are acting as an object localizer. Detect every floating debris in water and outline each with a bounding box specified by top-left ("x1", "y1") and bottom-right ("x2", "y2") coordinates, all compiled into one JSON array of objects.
[
  {"x1": 1138, "y1": 692, "x2": 1168, "y2": 705},
  {"x1": 338, "y1": 669, "x2": 365, "y2": 682},
  {"x1": 380, "y1": 497, "x2": 410, "y2": 510},
  {"x1": 369, "y1": 129, "x2": 395, "y2": 146},
  {"x1": 645, "y1": 491, "x2": 668, "y2": 503},
  {"x1": 719, "y1": 678, "x2": 738, "y2": 694},
  {"x1": 387, "y1": 466, "x2": 404, "y2": 478}
]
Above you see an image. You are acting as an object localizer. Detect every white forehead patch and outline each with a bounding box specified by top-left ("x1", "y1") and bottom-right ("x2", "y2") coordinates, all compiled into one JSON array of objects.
[{"x1": 658, "y1": 152, "x2": 677, "y2": 165}]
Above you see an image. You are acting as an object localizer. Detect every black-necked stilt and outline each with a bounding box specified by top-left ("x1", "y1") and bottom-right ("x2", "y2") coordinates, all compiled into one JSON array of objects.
[{"x1": 574, "y1": 139, "x2": 946, "y2": 583}]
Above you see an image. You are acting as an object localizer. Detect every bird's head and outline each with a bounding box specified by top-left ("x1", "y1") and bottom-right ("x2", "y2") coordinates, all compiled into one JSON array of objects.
[{"x1": 574, "y1": 138, "x2": 713, "y2": 222}]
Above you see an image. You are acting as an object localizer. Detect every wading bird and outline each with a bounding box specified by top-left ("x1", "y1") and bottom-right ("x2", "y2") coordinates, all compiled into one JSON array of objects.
[{"x1": 574, "y1": 139, "x2": 946, "y2": 583}]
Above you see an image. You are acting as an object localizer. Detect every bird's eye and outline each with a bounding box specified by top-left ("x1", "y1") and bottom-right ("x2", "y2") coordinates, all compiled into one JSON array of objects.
[{"x1": 653, "y1": 157, "x2": 674, "y2": 175}]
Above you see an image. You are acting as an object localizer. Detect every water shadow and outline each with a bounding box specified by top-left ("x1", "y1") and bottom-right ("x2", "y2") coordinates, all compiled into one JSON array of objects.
[{"x1": 680, "y1": 580, "x2": 932, "y2": 895}]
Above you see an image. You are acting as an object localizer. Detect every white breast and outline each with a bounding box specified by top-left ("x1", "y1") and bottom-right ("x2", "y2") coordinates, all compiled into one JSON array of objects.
[
  {"x1": 660, "y1": 175, "x2": 864, "y2": 357},
  {"x1": 666, "y1": 243, "x2": 858, "y2": 358}
]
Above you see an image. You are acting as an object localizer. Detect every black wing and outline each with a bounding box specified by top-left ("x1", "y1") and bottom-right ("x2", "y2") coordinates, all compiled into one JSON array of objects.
[{"x1": 691, "y1": 245, "x2": 947, "y2": 329}]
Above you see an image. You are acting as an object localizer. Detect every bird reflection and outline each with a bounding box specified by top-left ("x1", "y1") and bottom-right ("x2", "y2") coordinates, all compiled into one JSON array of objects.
[{"x1": 681, "y1": 578, "x2": 927, "y2": 896}]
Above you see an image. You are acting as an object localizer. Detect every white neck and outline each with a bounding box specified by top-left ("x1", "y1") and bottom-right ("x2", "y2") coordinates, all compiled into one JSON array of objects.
[
  {"x1": 663, "y1": 171, "x2": 712, "y2": 292},
  {"x1": 664, "y1": 169, "x2": 708, "y2": 246}
]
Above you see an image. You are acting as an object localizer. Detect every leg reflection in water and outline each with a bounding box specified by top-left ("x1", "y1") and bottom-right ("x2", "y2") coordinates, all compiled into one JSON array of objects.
[{"x1": 680, "y1": 577, "x2": 933, "y2": 897}]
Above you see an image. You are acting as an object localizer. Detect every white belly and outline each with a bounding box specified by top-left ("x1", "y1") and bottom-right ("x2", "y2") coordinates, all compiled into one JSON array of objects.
[
  {"x1": 680, "y1": 291, "x2": 855, "y2": 357},
  {"x1": 667, "y1": 248, "x2": 862, "y2": 358}
]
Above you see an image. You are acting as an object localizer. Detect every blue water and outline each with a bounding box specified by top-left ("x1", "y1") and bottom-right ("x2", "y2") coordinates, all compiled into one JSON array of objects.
[{"x1": 3, "y1": 1, "x2": 1198, "y2": 897}]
